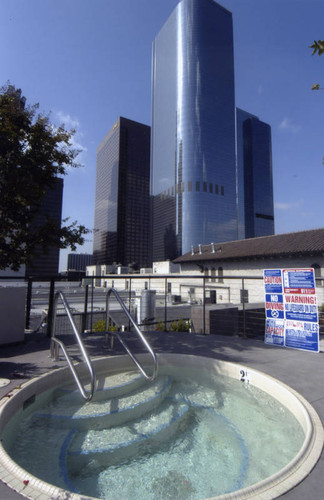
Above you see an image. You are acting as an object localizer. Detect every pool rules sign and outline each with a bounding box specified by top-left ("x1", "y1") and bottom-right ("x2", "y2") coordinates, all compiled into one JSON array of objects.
[{"x1": 264, "y1": 268, "x2": 319, "y2": 352}]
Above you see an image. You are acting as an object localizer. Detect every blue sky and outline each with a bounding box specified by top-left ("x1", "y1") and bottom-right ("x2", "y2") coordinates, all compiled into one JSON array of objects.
[{"x1": 1, "y1": 0, "x2": 323, "y2": 270}]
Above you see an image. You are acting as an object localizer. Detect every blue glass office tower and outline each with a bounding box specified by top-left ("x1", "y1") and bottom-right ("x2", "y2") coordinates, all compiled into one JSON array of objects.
[
  {"x1": 151, "y1": 0, "x2": 237, "y2": 261},
  {"x1": 236, "y1": 108, "x2": 274, "y2": 239}
]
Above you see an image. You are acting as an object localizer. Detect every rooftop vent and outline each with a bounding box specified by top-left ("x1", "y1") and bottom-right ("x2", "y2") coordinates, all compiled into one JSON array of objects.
[
  {"x1": 211, "y1": 242, "x2": 215, "y2": 253},
  {"x1": 191, "y1": 245, "x2": 195, "y2": 255},
  {"x1": 198, "y1": 244, "x2": 202, "y2": 254}
]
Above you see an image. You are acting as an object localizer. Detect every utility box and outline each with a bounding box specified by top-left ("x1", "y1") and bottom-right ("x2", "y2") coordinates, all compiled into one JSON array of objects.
[
  {"x1": 191, "y1": 304, "x2": 238, "y2": 335},
  {"x1": 139, "y1": 290, "x2": 156, "y2": 325},
  {"x1": 0, "y1": 286, "x2": 26, "y2": 345}
]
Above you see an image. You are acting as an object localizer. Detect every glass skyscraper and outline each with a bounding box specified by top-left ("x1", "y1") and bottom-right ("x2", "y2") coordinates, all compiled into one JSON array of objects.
[
  {"x1": 93, "y1": 117, "x2": 151, "y2": 268},
  {"x1": 151, "y1": 0, "x2": 274, "y2": 261},
  {"x1": 151, "y1": 0, "x2": 237, "y2": 261},
  {"x1": 236, "y1": 108, "x2": 274, "y2": 240}
]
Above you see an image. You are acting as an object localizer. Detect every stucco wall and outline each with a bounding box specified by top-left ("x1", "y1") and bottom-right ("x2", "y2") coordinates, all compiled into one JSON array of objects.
[{"x1": 179, "y1": 256, "x2": 324, "y2": 306}]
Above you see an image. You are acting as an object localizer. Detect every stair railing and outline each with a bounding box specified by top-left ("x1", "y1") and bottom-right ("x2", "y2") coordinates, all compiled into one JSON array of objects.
[
  {"x1": 105, "y1": 287, "x2": 158, "y2": 381},
  {"x1": 50, "y1": 291, "x2": 96, "y2": 401}
]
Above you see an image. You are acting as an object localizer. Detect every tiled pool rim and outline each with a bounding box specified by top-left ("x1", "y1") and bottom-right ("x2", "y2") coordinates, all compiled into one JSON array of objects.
[{"x1": 0, "y1": 353, "x2": 323, "y2": 500}]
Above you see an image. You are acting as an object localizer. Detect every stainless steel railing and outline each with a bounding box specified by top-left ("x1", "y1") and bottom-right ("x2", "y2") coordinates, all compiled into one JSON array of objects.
[
  {"x1": 50, "y1": 291, "x2": 96, "y2": 401},
  {"x1": 105, "y1": 288, "x2": 158, "y2": 381},
  {"x1": 50, "y1": 288, "x2": 158, "y2": 402}
]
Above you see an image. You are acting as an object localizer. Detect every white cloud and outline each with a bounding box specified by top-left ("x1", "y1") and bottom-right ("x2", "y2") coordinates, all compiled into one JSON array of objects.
[
  {"x1": 278, "y1": 117, "x2": 301, "y2": 134},
  {"x1": 55, "y1": 111, "x2": 80, "y2": 130},
  {"x1": 275, "y1": 202, "x2": 294, "y2": 210},
  {"x1": 53, "y1": 110, "x2": 88, "y2": 164},
  {"x1": 275, "y1": 199, "x2": 304, "y2": 210}
]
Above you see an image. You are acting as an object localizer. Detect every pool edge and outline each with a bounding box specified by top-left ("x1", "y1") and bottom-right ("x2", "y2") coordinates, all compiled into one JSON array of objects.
[{"x1": 0, "y1": 353, "x2": 323, "y2": 500}]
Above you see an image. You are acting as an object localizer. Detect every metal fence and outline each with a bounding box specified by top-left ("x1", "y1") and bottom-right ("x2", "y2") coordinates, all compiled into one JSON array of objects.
[{"x1": 1, "y1": 273, "x2": 323, "y2": 339}]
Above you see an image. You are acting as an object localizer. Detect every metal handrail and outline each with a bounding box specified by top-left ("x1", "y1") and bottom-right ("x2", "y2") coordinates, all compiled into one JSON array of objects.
[
  {"x1": 50, "y1": 291, "x2": 96, "y2": 401},
  {"x1": 105, "y1": 287, "x2": 158, "y2": 381}
]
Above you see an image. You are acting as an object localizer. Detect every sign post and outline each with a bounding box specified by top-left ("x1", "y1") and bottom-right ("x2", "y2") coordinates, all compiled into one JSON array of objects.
[{"x1": 264, "y1": 268, "x2": 319, "y2": 352}]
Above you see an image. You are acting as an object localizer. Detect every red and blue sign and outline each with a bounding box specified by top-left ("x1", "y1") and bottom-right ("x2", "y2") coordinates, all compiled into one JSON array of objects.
[{"x1": 264, "y1": 268, "x2": 319, "y2": 353}]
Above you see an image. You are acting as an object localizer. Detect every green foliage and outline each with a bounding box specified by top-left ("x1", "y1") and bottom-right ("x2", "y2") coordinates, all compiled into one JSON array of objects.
[
  {"x1": 310, "y1": 40, "x2": 324, "y2": 56},
  {"x1": 93, "y1": 320, "x2": 118, "y2": 332},
  {"x1": 170, "y1": 318, "x2": 190, "y2": 332},
  {"x1": 0, "y1": 83, "x2": 89, "y2": 271},
  {"x1": 155, "y1": 321, "x2": 167, "y2": 332},
  {"x1": 310, "y1": 40, "x2": 323, "y2": 91}
]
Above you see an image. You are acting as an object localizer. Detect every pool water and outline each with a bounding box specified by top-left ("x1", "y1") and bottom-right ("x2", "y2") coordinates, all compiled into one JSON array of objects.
[{"x1": 4, "y1": 366, "x2": 305, "y2": 499}]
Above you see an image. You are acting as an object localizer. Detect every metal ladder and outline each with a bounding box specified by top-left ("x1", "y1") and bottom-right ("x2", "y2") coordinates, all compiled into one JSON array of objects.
[
  {"x1": 50, "y1": 288, "x2": 158, "y2": 401},
  {"x1": 105, "y1": 287, "x2": 158, "y2": 382},
  {"x1": 50, "y1": 291, "x2": 96, "y2": 401}
]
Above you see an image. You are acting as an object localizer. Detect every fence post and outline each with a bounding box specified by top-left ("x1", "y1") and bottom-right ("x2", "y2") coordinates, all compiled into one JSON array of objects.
[
  {"x1": 242, "y1": 277, "x2": 246, "y2": 337},
  {"x1": 90, "y1": 277, "x2": 94, "y2": 333},
  {"x1": 164, "y1": 277, "x2": 168, "y2": 330},
  {"x1": 82, "y1": 284, "x2": 89, "y2": 333},
  {"x1": 128, "y1": 278, "x2": 132, "y2": 331},
  {"x1": 203, "y1": 276, "x2": 206, "y2": 334},
  {"x1": 47, "y1": 278, "x2": 55, "y2": 337},
  {"x1": 25, "y1": 278, "x2": 33, "y2": 331}
]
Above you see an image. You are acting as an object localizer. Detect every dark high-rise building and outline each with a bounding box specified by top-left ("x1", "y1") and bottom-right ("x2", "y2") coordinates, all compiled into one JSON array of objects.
[
  {"x1": 67, "y1": 253, "x2": 93, "y2": 272},
  {"x1": 25, "y1": 178, "x2": 63, "y2": 277},
  {"x1": 236, "y1": 108, "x2": 274, "y2": 240},
  {"x1": 93, "y1": 117, "x2": 150, "y2": 268},
  {"x1": 151, "y1": 0, "x2": 237, "y2": 261},
  {"x1": 151, "y1": 0, "x2": 274, "y2": 261}
]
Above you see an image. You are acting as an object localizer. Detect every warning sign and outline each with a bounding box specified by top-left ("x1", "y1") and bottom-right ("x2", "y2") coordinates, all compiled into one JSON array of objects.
[{"x1": 264, "y1": 268, "x2": 319, "y2": 352}]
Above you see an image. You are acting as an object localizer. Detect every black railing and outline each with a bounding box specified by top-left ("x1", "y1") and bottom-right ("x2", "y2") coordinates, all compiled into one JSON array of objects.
[{"x1": 1, "y1": 274, "x2": 323, "y2": 339}]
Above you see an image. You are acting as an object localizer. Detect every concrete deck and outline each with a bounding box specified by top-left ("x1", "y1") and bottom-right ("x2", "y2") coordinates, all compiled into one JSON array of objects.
[{"x1": 0, "y1": 331, "x2": 323, "y2": 499}]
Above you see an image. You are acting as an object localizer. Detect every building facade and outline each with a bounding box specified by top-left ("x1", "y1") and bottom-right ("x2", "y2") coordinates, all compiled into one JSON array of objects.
[
  {"x1": 93, "y1": 117, "x2": 151, "y2": 268},
  {"x1": 173, "y1": 228, "x2": 324, "y2": 307},
  {"x1": 25, "y1": 178, "x2": 63, "y2": 277},
  {"x1": 151, "y1": 0, "x2": 274, "y2": 261},
  {"x1": 151, "y1": 0, "x2": 237, "y2": 262},
  {"x1": 236, "y1": 108, "x2": 274, "y2": 239},
  {"x1": 67, "y1": 253, "x2": 93, "y2": 272}
]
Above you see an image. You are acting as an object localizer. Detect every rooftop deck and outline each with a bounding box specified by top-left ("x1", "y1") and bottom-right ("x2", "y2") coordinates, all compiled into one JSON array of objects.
[{"x1": 1, "y1": 331, "x2": 323, "y2": 499}]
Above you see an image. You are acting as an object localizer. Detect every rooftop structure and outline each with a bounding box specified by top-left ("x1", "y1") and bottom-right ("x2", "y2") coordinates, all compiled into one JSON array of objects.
[{"x1": 174, "y1": 228, "x2": 324, "y2": 263}]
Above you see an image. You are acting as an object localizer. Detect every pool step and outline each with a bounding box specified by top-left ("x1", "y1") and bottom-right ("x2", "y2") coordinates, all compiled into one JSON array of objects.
[
  {"x1": 54, "y1": 370, "x2": 146, "y2": 404},
  {"x1": 35, "y1": 375, "x2": 172, "y2": 431},
  {"x1": 67, "y1": 400, "x2": 190, "y2": 473},
  {"x1": 8, "y1": 423, "x2": 76, "y2": 492},
  {"x1": 168, "y1": 379, "x2": 223, "y2": 409}
]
